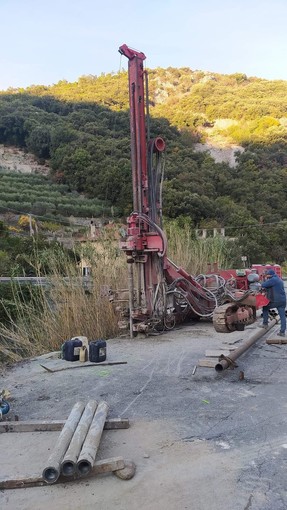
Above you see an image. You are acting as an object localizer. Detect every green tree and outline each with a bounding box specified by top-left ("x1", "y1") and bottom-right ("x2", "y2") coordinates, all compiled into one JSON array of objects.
[{"x1": 26, "y1": 126, "x2": 51, "y2": 158}]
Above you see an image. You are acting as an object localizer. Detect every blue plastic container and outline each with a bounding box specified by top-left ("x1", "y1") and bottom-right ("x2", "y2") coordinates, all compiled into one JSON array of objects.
[
  {"x1": 62, "y1": 339, "x2": 83, "y2": 362},
  {"x1": 89, "y1": 340, "x2": 107, "y2": 363}
]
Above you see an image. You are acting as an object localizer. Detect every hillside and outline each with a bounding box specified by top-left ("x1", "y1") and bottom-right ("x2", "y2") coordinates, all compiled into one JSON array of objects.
[
  {"x1": 0, "y1": 67, "x2": 287, "y2": 263},
  {"x1": 9, "y1": 68, "x2": 287, "y2": 145}
]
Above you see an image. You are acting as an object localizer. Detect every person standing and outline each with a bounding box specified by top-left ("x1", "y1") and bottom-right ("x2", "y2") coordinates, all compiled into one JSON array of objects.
[{"x1": 260, "y1": 269, "x2": 286, "y2": 337}]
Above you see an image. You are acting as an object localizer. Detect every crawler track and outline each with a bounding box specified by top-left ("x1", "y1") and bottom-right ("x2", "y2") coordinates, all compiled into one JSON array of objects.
[{"x1": 212, "y1": 303, "x2": 236, "y2": 333}]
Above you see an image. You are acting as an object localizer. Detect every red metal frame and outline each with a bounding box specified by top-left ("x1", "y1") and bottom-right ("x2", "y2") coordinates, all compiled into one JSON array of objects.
[
  {"x1": 119, "y1": 44, "x2": 165, "y2": 327},
  {"x1": 119, "y1": 44, "x2": 217, "y2": 334},
  {"x1": 118, "y1": 44, "x2": 280, "y2": 336},
  {"x1": 119, "y1": 44, "x2": 148, "y2": 215}
]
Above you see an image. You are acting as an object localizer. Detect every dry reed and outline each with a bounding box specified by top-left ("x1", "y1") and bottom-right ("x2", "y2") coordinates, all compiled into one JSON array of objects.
[
  {"x1": 165, "y1": 220, "x2": 236, "y2": 275},
  {"x1": 0, "y1": 242, "x2": 127, "y2": 363},
  {"x1": 0, "y1": 222, "x2": 236, "y2": 363}
]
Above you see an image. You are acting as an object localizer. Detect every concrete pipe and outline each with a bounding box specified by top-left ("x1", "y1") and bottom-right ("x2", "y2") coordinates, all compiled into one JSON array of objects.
[
  {"x1": 61, "y1": 400, "x2": 98, "y2": 477},
  {"x1": 77, "y1": 401, "x2": 109, "y2": 476},
  {"x1": 42, "y1": 401, "x2": 85, "y2": 484}
]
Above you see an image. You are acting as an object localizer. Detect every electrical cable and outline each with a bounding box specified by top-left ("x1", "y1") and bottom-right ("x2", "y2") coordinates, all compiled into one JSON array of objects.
[
  {"x1": 0, "y1": 202, "x2": 115, "y2": 228},
  {"x1": 198, "y1": 219, "x2": 287, "y2": 234}
]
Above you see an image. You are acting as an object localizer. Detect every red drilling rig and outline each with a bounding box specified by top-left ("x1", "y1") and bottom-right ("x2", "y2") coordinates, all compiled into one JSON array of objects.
[{"x1": 118, "y1": 44, "x2": 273, "y2": 336}]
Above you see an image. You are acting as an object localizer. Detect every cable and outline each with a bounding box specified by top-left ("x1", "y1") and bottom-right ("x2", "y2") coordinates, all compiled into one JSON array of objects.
[
  {"x1": 197, "y1": 219, "x2": 287, "y2": 234},
  {"x1": 167, "y1": 275, "x2": 218, "y2": 317},
  {"x1": 0, "y1": 204, "x2": 97, "y2": 227}
]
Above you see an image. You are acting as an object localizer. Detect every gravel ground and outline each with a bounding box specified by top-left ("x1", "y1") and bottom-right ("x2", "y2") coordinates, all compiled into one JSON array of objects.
[{"x1": 1, "y1": 317, "x2": 287, "y2": 510}]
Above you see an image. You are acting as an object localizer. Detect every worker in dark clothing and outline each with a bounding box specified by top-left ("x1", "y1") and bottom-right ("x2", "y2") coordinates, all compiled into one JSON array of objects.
[{"x1": 260, "y1": 269, "x2": 286, "y2": 336}]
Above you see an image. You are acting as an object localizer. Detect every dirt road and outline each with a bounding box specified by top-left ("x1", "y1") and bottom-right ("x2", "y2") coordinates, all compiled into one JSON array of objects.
[{"x1": 1, "y1": 320, "x2": 287, "y2": 510}]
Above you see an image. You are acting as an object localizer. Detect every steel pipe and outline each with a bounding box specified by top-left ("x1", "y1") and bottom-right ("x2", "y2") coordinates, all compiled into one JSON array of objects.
[
  {"x1": 42, "y1": 401, "x2": 85, "y2": 484},
  {"x1": 77, "y1": 401, "x2": 109, "y2": 476},
  {"x1": 215, "y1": 318, "x2": 277, "y2": 372},
  {"x1": 61, "y1": 400, "x2": 98, "y2": 477}
]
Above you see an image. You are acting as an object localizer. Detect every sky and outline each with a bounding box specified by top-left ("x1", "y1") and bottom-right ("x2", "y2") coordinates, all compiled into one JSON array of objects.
[{"x1": 0, "y1": 0, "x2": 287, "y2": 90}]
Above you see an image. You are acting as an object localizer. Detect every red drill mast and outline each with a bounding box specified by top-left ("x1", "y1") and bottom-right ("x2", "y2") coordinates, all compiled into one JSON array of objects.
[
  {"x1": 119, "y1": 44, "x2": 218, "y2": 336},
  {"x1": 119, "y1": 44, "x2": 165, "y2": 222}
]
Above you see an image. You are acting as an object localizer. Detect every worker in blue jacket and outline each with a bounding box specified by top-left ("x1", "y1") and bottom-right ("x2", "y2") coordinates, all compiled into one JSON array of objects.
[{"x1": 260, "y1": 269, "x2": 286, "y2": 336}]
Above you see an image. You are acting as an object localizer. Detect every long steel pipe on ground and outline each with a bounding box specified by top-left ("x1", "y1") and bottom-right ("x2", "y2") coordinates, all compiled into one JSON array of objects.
[
  {"x1": 61, "y1": 400, "x2": 98, "y2": 477},
  {"x1": 42, "y1": 401, "x2": 85, "y2": 484},
  {"x1": 215, "y1": 318, "x2": 277, "y2": 372},
  {"x1": 77, "y1": 401, "x2": 109, "y2": 476}
]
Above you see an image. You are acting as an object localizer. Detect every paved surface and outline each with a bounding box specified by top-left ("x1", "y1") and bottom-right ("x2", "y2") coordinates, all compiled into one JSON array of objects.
[{"x1": 1, "y1": 318, "x2": 287, "y2": 510}]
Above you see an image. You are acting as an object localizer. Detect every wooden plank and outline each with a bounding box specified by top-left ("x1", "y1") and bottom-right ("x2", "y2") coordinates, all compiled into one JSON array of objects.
[
  {"x1": 222, "y1": 339, "x2": 243, "y2": 346},
  {"x1": 0, "y1": 418, "x2": 130, "y2": 434},
  {"x1": 266, "y1": 339, "x2": 287, "y2": 345},
  {"x1": 0, "y1": 420, "x2": 65, "y2": 433},
  {"x1": 40, "y1": 361, "x2": 127, "y2": 373},
  {"x1": 205, "y1": 349, "x2": 231, "y2": 358},
  {"x1": 0, "y1": 457, "x2": 125, "y2": 489},
  {"x1": 105, "y1": 418, "x2": 130, "y2": 430},
  {"x1": 197, "y1": 359, "x2": 216, "y2": 368}
]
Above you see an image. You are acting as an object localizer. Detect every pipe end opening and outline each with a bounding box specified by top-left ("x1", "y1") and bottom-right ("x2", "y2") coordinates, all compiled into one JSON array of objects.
[
  {"x1": 154, "y1": 137, "x2": 165, "y2": 152},
  {"x1": 62, "y1": 461, "x2": 75, "y2": 477},
  {"x1": 42, "y1": 467, "x2": 59, "y2": 484},
  {"x1": 215, "y1": 363, "x2": 224, "y2": 373},
  {"x1": 77, "y1": 460, "x2": 92, "y2": 476}
]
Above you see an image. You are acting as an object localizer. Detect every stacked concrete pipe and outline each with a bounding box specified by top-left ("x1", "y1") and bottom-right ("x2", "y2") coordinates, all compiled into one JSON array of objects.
[{"x1": 42, "y1": 400, "x2": 109, "y2": 484}]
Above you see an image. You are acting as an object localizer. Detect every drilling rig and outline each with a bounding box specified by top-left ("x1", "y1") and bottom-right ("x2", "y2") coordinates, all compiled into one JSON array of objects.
[{"x1": 117, "y1": 44, "x2": 269, "y2": 337}]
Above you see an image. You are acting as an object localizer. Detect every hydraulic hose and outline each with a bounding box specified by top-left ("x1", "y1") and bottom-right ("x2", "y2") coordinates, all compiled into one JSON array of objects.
[{"x1": 137, "y1": 213, "x2": 168, "y2": 257}]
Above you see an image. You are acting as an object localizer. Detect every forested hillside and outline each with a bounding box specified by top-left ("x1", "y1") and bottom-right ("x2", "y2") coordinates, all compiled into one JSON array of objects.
[{"x1": 0, "y1": 67, "x2": 287, "y2": 262}]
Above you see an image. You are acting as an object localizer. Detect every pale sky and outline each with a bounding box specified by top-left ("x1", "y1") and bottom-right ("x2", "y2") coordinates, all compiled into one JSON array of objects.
[{"x1": 0, "y1": 0, "x2": 287, "y2": 89}]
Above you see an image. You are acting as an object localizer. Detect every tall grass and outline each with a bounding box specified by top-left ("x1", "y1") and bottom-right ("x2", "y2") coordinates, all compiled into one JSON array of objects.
[
  {"x1": 0, "y1": 242, "x2": 127, "y2": 363},
  {"x1": 165, "y1": 219, "x2": 236, "y2": 275},
  {"x1": 0, "y1": 221, "x2": 237, "y2": 363}
]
